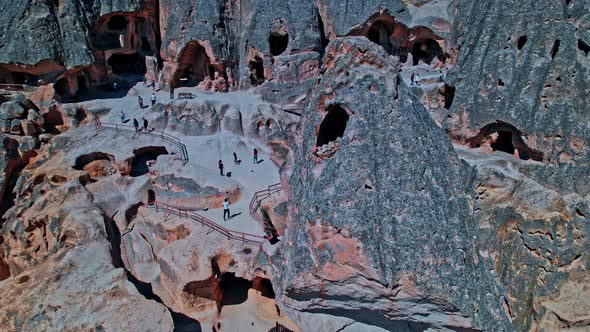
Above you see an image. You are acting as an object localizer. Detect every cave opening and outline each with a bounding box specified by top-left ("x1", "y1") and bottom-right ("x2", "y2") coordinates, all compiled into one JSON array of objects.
[
  {"x1": 172, "y1": 42, "x2": 211, "y2": 87},
  {"x1": 249, "y1": 57, "x2": 265, "y2": 86},
  {"x1": 444, "y1": 84, "x2": 455, "y2": 110},
  {"x1": 411, "y1": 39, "x2": 445, "y2": 65},
  {"x1": 107, "y1": 53, "x2": 146, "y2": 75},
  {"x1": 469, "y1": 121, "x2": 543, "y2": 161},
  {"x1": 251, "y1": 277, "x2": 276, "y2": 299},
  {"x1": 147, "y1": 189, "x2": 156, "y2": 205},
  {"x1": 43, "y1": 108, "x2": 64, "y2": 133},
  {"x1": 269, "y1": 32, "x2": 289, "y2": 56},
  {"x1": 516, "y1": 36, "x2": 527, "y2": 50},
  {"x1": 491, "y1": 131, "x2": 515, "y2": 155},
  {"x1": 54, "y1": 78, "x2": 69, "y2": 96},
  {"x1": 219, "y1": 272, "x2": 251, "y2": 306},
  {"x1": 367, "y1": 21, "x2": 394, "y2": 55},
  {"x1": 578, "y1": 39, "x2": 590, "y2": 56},
  {"x1": 129, "y1": 146, "x2": 168, "y2": 177},
  {"x1": 317, "y1": 105, "x2": 349, "y2": 147},
  {"x1": 108, "y1": 15, "x2": 128, "y2": 31},
  {"x1": 73, "y1": 152, "x2": 114, "y2": 170},
  {"x1": 125, "y1": 202, "x2": 145, "y2": 225}
]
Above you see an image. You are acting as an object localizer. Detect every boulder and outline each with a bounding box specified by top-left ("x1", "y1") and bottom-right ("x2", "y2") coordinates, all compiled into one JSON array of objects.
[
  {"x1": 0, "y1": 101, "x2": 26, "y2": 120},
  {"x1": 20, "y1": 120, "x2": 37, "y2": 136},
  {"x1": 10, "y1": 119, "x2": 21, "y2": 134}
]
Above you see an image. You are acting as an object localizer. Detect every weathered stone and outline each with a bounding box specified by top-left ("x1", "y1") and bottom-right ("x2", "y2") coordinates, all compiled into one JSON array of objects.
[
  {"x1": 20, "y1": 120, "x2": 37, "y2": 136},
  {"x1": 0, "y1": 101, "x2": 26, "y2": 120}
]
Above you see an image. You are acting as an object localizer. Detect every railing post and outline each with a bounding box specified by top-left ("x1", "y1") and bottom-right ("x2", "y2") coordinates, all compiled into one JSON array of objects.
[{"x1": 155, "y1": 201, "x2": 158, "y2": 213}]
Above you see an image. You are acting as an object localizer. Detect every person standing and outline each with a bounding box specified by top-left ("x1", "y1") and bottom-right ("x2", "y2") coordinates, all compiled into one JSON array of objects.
[
  {"x1": 133, "y1": 118, "x2": 139, "y2": 132},
  {"x1": 233, "y1": 152, "x2": 238, "y2": 165},
  {"x1": 170, "y1": 87, "x2": 175, "y2": 100},
  {"x1": 219, "y1": 160, "x2": 224, "y2": 176},
  {"x1": 138, "y1": 96, "x2": 144, "y2": 109},
  {"x1": 253, "y1": 148, "x2": 258, "y2": 164},
  {"x1": 410, "y1": 73, "x2": 415, "y2": 86},
  {"x1": 142, "y1": 118, "x2": 149, "y2": 133},
  {"x1": 223, "y1": 198, "x2": 230, "y2": 221},
  {"x1": 120, "y1": 110, "x2": 125, "y2": 123},
  {"x1": 151, "y1": 93, "x2": 156, "y2": 107}
]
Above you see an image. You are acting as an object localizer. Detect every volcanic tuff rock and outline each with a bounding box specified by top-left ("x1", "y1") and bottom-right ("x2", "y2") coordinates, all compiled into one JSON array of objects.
[{"x1": 271, "y1": 37, "x2": 509, "y2": 331}]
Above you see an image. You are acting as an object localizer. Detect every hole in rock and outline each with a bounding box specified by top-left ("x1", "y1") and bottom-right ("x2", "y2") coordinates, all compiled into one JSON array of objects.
[
  {"x1": 491, "y1": 131, "x2": 515, "y2": 155},
  {"x1": 550, "y1": 40, "x2": 561, "y2": 59},
  {"x1": 125, "y1": 202, "x2": 145, "y2": 225},
  {"x1": 316, "y1": 105, "x2": 349, "y2": 147},
  {"x1": 74, "y1": 108, "x2": 87, "y2": 123},
  {"x1": 443, "y1": 84, "x2": 455, "y2": 110},
  {"x1": 269, "y1": 32, "x2": 289, "y2": 56},
  {"x1": 108, "y1": 15, "x2": 128, "y2": 31},
  {"x1": 411, "y1": 39, "x2": 445, "y2": 65},
  {"x1": 220, "y1": 272, "x2": 251, "y2": 306},
  {"x1": 577, "y1": 39, "x2": 590, "y2": 56},
  {"x1": 147, "y1": 189, "x2": 156, "y2": 205},
  {"x1": 108, "y1": 53, "x2": 146, "y2": 75},
  {"x1": 54, "y1": 78, "x2": 69, "y2": 96},
  {"x1": 129, "y1": 146, "x2": 168, "y2": 177},
  {"x1": 469, "y1": 121, "x2": 543, "y2": 161},
  {"x1": 251, "y1": 277, "x2": 276, "y2": 299},
  {"x1": 367, "y1": 21, "x2": 395, "y2": 54},
  {"x1": 517, "y1": 36, "x2": 527, "y2": 50},
  {"x1": 172, "y1": 41, "x2": 211, "y2": 87},
  {"x1": 74, "y1": 152, "x2": 114, "y2": 171},
  {"x1": 141, "y1": 37, "x2": 152, "y2": 52},
  {"x1": 249, "y1": 57, "x2": 265, "y2": 86},
  {"x1": 43, "y1": 109, "x2": 64, "y2": 133}
]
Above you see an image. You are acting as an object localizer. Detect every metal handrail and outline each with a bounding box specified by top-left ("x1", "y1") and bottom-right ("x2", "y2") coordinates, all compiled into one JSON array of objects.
[
  {"x1": 98, "y1": 121, "x2": 189, "y2": 165},
  {"x1": 249, "y1": 183, "x2": 283, "y2": 216},
  {"x1": 147, "y1": 200, "x2": 266, "y2": 244}
]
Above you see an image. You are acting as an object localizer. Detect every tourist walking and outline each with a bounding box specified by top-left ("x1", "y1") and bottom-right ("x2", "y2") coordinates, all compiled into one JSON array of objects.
[
  {"x1": 233, "y1": 152, "x2": 238, "y2": 165},
  {"x1": 151, "y1": 93, "x2": 156, "y2": 107},
  {"x1": 253, "y1": 148, "x2": 258, "y2": 164},
  {"x1": 223, "y1": 198, "x2": 230, "y2": 221},
  {"x1": 410, "y1": 73, "x2": 415, "y2": 85},
  {"x1": 120, "y1": 110, "x2": 125, "y2": 123},
  {"x1": 218, "y1": 160, "x2": 224, "y2": 176},
  {"x1": 138, "y1": 96, "x2": 144, "y2": 109},
  {"x1": 142, "y1": 118, "x2": 148, "y2": 133},
  {"x1": 133, "y1": 118, "x2": 139, "y2": 131}
]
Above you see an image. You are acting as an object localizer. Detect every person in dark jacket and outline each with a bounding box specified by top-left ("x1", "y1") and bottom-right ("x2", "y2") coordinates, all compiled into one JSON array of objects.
[{"x1": 218, "y1": 160, "x2": 224, "y2": 176}]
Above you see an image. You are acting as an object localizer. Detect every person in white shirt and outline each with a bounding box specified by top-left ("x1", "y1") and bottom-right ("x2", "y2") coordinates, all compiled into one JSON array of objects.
[{"x1": 223, "y1": 198, "x2": 230, "y2": 220}]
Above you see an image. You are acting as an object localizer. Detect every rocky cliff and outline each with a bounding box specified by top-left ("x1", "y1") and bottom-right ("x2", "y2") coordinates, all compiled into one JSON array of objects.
[{"x1": 0, "y1": 0, "x2": 589, "y2": 331}]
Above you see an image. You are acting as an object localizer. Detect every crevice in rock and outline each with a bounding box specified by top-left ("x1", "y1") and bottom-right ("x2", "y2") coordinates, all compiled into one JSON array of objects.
[
  {"x1": 443, "y1": 83, "x2": 455, "y2": 110},
  {"x1": 1, "y1": 137, "x2": 35, "y2": 223},
  {"x1": 517, "y1": 36, "x2": 527, "y2": 50},
  {"x1": 577, "y1": 39, "x2": 589, "y2": 56},
  {"x1": 550, "y1": 40, "x2": 561, "y2": 59},
  {"x1": 249, "y1": 57, "x2": 265, "y2": 86}
]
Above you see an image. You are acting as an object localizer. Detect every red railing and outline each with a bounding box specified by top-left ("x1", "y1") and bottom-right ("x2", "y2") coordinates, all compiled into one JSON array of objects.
[
  {"x1": 249, "y1": 183, "x2": 283, "y2": 216},
  {"x1": 147, "y1": 200, "x2": 266, "y2": 245},
  {"x1": 98, "y1": 121, "x2": 189, "y2": 165}
]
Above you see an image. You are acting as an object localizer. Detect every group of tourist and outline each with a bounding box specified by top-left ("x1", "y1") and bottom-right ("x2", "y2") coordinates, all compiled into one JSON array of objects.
[{"x1": 219, "y1": 148, "x2": 259, "y2": 221}]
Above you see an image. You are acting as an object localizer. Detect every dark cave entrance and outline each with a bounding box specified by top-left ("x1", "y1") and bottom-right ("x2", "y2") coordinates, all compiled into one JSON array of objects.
[
  {"x1": 108, "y1": 15, "x2": 128, "y2": 31},
  {"x1": 251, "y1": 277, "x2": 276, "y2": 299},
  {"x1": 469, "y1": 121, "x2": 543, "y2": 161},
  {"x1": 249, "y1": 57, "x2": 265, "y2": 86},
  {"x1": 367, "y1": 21, "x2": 394, "y2": 55},
  {"x1": 147, "y1": 189, "x2": 156, "y2": 205},
  {"x1": 74, "y1": 107, "x2": 87, "y2": 123},
  {"x1": 262, "y1": 209, "x2": 280, "y2": 244},
  {"x1": 491, "y1": 131, "x2": 515, "y2": 155},
  {"x1": 129, "y1": 146, "x2": 168, "y2": 177},
  {"x1": 269, "y1": 32, "x2": 289, "y2": 56},
  {"x1": 54, "y1": 78, "x2": 69, "y2": 97},
  {"x1": 43, "y1": 108, "x2": 64, "y2": 133},
  {"x1": 411, "y1": 39, "x2": 445, "y2": 65},
  {"x1": 108, "y1": 53, "x2": 146, "y2": 75},
  {"x1": 73, "y1": 152, "x2": 114, "y2": 170},
  {"x1": 444, "y1": 84, "x2": 455, "y2": 110},
  {"x1": 316, "y1": 105, "x2": 349, "y2": 147},
  {"x1": 172, "y1": 42, "x2": 211, "y2": 87},
  {"x1": 220, "y1": 272, "x2": 251, "y2": 306}
]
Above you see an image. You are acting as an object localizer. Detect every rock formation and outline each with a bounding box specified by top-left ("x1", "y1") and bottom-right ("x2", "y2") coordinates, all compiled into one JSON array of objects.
[{"x1": 0, "y1": 0, "x2": 588, "y2": 331}]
